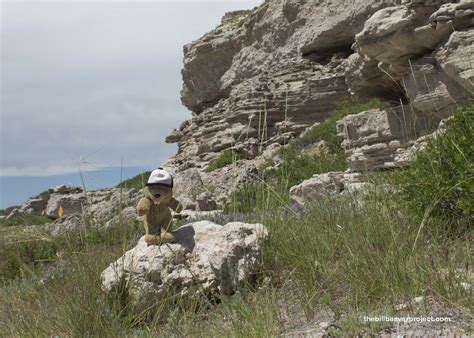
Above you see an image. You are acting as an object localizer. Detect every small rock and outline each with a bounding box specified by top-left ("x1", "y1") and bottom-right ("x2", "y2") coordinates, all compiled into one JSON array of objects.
[
  {"x1": 319, "y1": 322, "x2": 331, "y2": 330},
  {"x1": 196, "y1": 191, "x2": 218, "y2": 211}
]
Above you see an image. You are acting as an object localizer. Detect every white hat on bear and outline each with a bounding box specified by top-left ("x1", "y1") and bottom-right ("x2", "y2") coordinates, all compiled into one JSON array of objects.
[{"x1": 146, "y1": 168, "x2": 173, "y2": 187}]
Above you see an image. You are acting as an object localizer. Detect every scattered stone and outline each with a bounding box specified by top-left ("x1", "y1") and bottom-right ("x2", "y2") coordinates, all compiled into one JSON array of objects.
[
  {"x1": 336, "y1": 107, "x2": 415, "y2": 171},
  {"x1": 48, "y1": 214, "x2": 85, "y2": 236},
  {"x1": 5, "y1": 208, "x2": 21, "y2": 220},
  {"x1": 176, "y1": 195, "x2": 197, "y2": 211},
  {"x1": 319, "y1": 322, "x2": 331, "y2": 330},
  {"x1": 5, "y1": 197, "x2": 47, "y2": 220}
]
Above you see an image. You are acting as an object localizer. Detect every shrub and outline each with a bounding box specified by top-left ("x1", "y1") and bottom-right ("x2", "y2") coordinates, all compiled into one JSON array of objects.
[
  {"x1": 0, "y1": 234, "x2": 58, "y2": 280},
  {"x1": 116, "y1": 171, "x2": 151, "y2": 190},
  {"x1": 391, "y1": 104, "x2": 474, "y2": 231},
  {"x1": 205, "y1": 149, "x2": 241, "y2": 172}
]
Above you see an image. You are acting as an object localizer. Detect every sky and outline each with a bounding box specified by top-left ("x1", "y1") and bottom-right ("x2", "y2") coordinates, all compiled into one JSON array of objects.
[{"x1": 0, "y1": 0, "x2": 262, "y2": 208}]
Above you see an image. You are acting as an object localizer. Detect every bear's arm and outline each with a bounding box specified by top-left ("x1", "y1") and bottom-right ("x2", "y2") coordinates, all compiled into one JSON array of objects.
[
  {"x1": 137, "y1": 197, "x2": 153, "y2": 216},
  {"x1": 169, "y1": 197, "x2": 183, "y2": 213}
]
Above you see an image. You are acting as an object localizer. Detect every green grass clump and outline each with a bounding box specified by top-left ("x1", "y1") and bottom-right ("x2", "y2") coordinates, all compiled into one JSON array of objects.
[
  {"x1": 0, "y1": 217, "x2": 142, "y2": 282},
  {"x1": 391, "y1": 104, "x2": 474, "y2": 231},
  {"x1": 0, "y1": 214, "x2": 51, "y2": 228},
  {"x1": 116, "y1": 171, "x2": 151, "y2": 190},
  {"x1": 205, "y1": 149, "x2": 241, "y2": 172},
  {"x1": 0, "y1": 231, "x2": 58, "y2": 281},
  {"x1": 261, "y1": 193, "x2": 472, "y2": 312}
]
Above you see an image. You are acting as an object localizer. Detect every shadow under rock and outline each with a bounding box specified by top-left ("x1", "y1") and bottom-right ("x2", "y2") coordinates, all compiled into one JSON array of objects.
[{"x1": 172, "y1": 225, "x2": 196, "y2": 252}]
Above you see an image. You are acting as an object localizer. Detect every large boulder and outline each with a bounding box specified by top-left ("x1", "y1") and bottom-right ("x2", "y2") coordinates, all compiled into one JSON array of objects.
[
  {"x1": 44, "y1": 192, "x2": 87, "y2": 219},
  {"x1": 101, "y1": 221, "x2": 268, "y2": 308},
  {"x1": 89, "y1": 188, "x2": 141, "y2": 224},
  {"x1": 402, "y1": 30, "x2": 474, "y2": 120}
]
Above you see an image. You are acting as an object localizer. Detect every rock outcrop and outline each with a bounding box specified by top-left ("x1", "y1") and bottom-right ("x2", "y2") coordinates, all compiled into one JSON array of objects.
[
  {"x1": 290, "y1": 116, "x2": 448, "y2": 208},
  {"x1": 101, "y1": 221, "x2": 268, "y2": 307},
  {"x1": 336, "y1": 107, "x2": 417, "y2": 171},
  {"x1": 164, "y1": 0, "x2": 406, "y2": 201},
  {"x1": 162, "y1": 0, "x2": 473, "y2": 205},
  {"x1": 5, "y1": 197, "x2": 47, "y2": 220}
]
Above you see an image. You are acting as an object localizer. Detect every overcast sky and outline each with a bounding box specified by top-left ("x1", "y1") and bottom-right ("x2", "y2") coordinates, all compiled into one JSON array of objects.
[{"x1": 0, "y1": 0, "x2": 262, "y2": 177}]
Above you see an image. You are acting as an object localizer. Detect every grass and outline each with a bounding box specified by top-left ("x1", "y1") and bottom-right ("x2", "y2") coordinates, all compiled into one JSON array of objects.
[
  {"x1": 205, "y1": 149, "x2": 241, "y2": 172},
  {"x1": 0, "y1": 213, "x2": 51, "y2": 227},
  {"x1": 0, "y1": 217, "x2": 142, "y2": 282},
  {"x1": 1, "y1": 188, "x2": 471, "y2": 336}
]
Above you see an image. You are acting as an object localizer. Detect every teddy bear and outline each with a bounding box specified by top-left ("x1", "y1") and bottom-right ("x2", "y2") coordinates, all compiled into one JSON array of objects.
[{"x1": 136, "y1": 168, "x2": 182, "y2": 245}]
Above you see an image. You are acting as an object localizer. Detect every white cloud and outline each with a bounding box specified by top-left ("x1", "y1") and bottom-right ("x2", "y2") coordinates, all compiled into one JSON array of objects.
[{"x1": 1, "y1": 0, "x2": 262, "y2": 176}]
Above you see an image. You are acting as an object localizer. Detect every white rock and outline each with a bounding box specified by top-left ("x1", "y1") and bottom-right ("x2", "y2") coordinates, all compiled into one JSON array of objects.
[
  {"x1": 289, "y1": 172, "x2": 344, "y2": 208},
  {"x1": 101, "y1": 221, "x2": 268, "y2": 308}
]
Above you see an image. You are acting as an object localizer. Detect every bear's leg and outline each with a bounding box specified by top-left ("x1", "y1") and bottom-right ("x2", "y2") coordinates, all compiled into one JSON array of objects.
[
  {"x1": 144, "y1": 234, "x2": 159, "y2": 245},
  {"x1": 143, "y1": 220, "x2": 159, "y2": 245},
  {"x1": 160, "y1": 227, "x2": 175, "y2": 243}
]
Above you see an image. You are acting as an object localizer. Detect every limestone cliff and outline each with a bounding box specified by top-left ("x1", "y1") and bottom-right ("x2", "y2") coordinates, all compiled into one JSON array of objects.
[{"x1": 163, "y1": 0, "x2": 473, "y2": 207}]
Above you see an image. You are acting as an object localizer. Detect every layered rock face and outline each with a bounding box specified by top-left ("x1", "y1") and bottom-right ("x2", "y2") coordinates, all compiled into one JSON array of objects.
[
  {"x1": 164, "y1": 0, "x2": 473, "y2": 204},
  {"x1": 164, "y1": 0, "x2": 404, "y2": 201},
  {"x1": 352, "y1": 0, "x2": 474, "y2": 118}
]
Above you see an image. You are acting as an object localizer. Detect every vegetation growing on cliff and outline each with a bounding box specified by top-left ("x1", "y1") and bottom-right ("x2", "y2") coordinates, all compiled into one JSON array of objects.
[
  {"x1": 205, "y1": 149, "x2": 241, "y2": 172},
  {"x1": 116, "y1": 171, "x2": 151, "y2": 190},
  {"x1": 229, "y1": 97, "x2": 389, "y2": 213}
]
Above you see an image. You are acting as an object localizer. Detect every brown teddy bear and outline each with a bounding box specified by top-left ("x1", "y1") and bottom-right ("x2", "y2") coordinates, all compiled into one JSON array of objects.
[{"x1": 136, "y1": 168, "x2": 182, "y2": 245}]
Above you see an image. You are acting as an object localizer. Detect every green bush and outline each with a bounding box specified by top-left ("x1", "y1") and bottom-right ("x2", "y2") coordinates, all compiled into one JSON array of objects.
[
  {"x1": 205, "y1": 149, "x2": 240, "y2": 172},
  {"x1": 0, "y1": 235, "x2": 58, "y2": 280},
  {"x1": 392, "y1": 104, "x2": 474, "y2": 231},
  {"x1": 116, "y1": 171, "x2": 151, "y2": 190}
]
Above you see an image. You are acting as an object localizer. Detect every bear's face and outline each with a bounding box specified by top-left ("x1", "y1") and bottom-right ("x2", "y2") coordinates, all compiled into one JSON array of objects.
[{"x1": 144, "y1": 185, "x2": 173, "y2": 205}]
